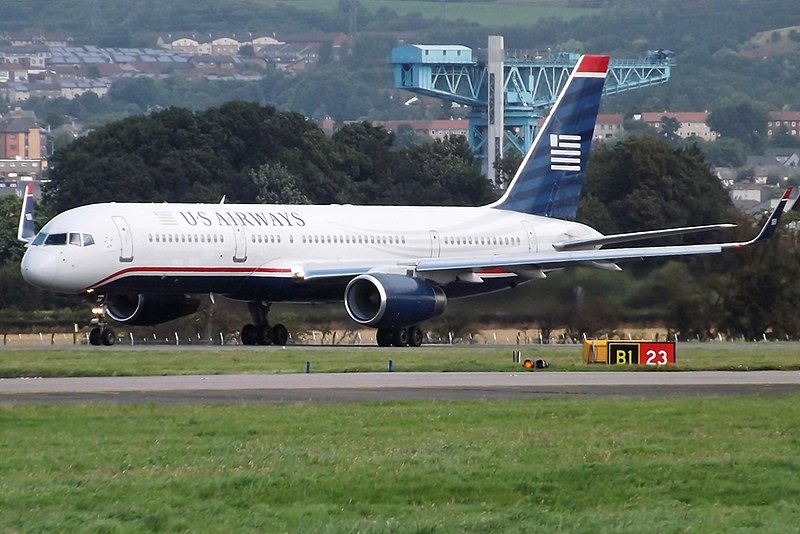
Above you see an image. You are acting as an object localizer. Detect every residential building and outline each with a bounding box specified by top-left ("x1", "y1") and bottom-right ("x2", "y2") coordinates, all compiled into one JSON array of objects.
[
  {"x1": 746, "y1": 148, "x2": 800, "y2": 184},
  {"x1": 0, "y1": 31, "x2": 72, "y2": 47},
  {"x1": 767, "y1": 111, "x2": 800, "y2": 138},
  {"x1": 370, "y1": 119, "x2": 468, "y2": 141},
  {"x1": 0, "y1": 109, "x2": 47, "y2": 182},
  {"x1": 593, "y1": 113, "x2": 624, "y2": 141},
  {"x1": 635, "y1": 111, "x2": 718, "y2": 141},
  {"x1": 0, "y1": 44, "x2": 51, "y2": 67}
]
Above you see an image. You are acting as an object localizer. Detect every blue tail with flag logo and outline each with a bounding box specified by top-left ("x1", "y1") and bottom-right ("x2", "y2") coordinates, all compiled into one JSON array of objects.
[{"x1": 489, "y1": 54, "x2": 609, "y2": 219}]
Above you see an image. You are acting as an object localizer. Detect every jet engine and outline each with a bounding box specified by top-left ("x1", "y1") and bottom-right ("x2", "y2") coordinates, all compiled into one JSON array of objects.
[
  {"x1": 105, "y1": 293, "x2": 201, "y2": 326},
  {"x1": 344, "y1": 273, "x2": 446, "y2": 329}
]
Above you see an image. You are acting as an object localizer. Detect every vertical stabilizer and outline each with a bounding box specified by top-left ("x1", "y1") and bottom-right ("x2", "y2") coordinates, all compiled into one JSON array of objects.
[
  {"x1": 489, "y1": 54, "x2": 609, "y2": 219},
  {"x1": 17, "y1": 184, "x2": 35, "y2": 243}
]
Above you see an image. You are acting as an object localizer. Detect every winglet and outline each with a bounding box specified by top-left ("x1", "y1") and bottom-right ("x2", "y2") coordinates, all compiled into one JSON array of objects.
[
  {"x1": 726, "y1": 186, "x2": 792, "y2": 249},
  {"x1": 17, "y1": 184, "x2": 36, "y2": 243}
]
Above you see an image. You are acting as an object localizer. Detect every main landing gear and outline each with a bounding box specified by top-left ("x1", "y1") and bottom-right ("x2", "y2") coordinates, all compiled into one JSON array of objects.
[
  {"x1": 88, "y1": 297, "x2": 116, "y2": 346},
  {"x1": 240, "y1": 301, "x2": 289, "y2": 346},
  {"x1": 375, "y1": 325, "x2": 425, "y2": 347}
]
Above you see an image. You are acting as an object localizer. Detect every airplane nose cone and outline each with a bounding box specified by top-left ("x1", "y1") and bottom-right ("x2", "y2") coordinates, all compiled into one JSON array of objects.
[{"x1": 21, "y1": 249, "x2": 60, "y2": 289}]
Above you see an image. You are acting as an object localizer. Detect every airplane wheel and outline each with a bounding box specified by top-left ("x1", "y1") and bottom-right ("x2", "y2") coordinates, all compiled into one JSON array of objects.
[
  {"x1": 392, "y1": 328, "x2": 409, "y2": 347},
  {"x1": 100, "y1": 328, "x2": 116, "y2": 346},
  {"x1": 272, "y1": 324, "x2": 289, "y2": 346},
  {"x1": 408, "y1": 326, "x2": 424, "y2": 347},
  {"x1": 376, "y1": 329, "x2": 392, "y2": 347},
  {"x1": 241, "y1": 324, "x2": 258, "y2": 345},
  {"x1": 257, "y1": 324, "x2": 273, "y2": 345},
  {"x1": 89, "y1": 327, "x2": 102, "y2": 346}
]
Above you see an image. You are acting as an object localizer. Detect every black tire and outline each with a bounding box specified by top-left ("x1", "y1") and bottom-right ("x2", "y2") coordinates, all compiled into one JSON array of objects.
[
  {"x1": 241, "y1": 324, "x2": 258, "y2": 345},
  {"x1": 88, "y1": 327, "x2": 102, "y2": 346},
  {"x1": 392, "y1": 328, "x2": 409, "y2": 347},
  {"x1": 257, "y1": 324, "x2": 272, "y2": 345},
  {"x1": 100, "y1": 328, "x2": 116, "y2": 346},
  {"x1": 272, "y1": 324, "x2": 289, "y2": 346},
  {"x1": 376, "y1": 328, "x2": 393, "y2": 347},
  {"x1": 408, "y1": 326, "x2": 424, "y2": 347}
]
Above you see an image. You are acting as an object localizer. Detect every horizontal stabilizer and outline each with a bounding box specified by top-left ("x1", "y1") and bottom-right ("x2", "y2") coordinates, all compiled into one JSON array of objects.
[{"x1": 17, "y1": 184, "x2": 35, "y2": 243}]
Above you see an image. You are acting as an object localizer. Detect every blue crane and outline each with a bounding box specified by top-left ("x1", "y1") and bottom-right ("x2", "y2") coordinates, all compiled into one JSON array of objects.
[{"x1": 391, "y1": 42, "x2": 672, "y2": 180}]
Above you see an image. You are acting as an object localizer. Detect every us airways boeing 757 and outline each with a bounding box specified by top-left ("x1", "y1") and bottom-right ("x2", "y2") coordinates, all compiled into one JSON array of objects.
[{"x1": 18, "y1": 55, "x2": 791, "y2": 346}]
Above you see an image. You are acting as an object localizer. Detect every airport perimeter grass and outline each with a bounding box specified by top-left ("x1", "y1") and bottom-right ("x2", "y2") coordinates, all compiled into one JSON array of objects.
[
  {"x1": 2, "y1": 397, "x2": 800, "y2": 532},
  {"x1": 1, "y1": 343, "x2": 800, "y2": 378}
]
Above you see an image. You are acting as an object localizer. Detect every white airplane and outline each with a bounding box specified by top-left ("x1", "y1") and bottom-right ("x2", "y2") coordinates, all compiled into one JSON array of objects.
[{"x1": 18, "y1": 55, "x2": 792, "y2": 347}]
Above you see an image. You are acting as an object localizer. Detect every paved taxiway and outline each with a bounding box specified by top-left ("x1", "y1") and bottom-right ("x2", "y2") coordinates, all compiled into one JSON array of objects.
[{"x1": 3, "y1": 370, "x2": 800, "y2": 403}]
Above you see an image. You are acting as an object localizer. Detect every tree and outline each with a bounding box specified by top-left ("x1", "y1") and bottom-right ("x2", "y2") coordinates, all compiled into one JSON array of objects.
[
  {"x1": 707, "y1": 98, "x2": 768, "y2": 150},
  {"x1": 388, "y1": 136, "x2": 493, "y2": 206},
  {"x1": 580, "y1": 136, "x2": 734, "y2": 234},
  {"x1": 0, "y1": 195, "x2": 28, "y2": 264},
  {"x1": 251, "y1": 163, "x2": 310, "y2": 204}
]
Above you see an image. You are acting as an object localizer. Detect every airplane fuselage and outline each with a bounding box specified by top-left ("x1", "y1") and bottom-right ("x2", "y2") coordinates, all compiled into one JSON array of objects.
[{"x1": 21, "y1": 202, "x2": 601, "y2": 300}]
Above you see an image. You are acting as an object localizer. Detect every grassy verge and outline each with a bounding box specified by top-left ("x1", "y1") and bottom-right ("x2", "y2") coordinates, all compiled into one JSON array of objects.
[
  {"x1": 2, "y1": 397, "x2": 800, "y2": 532},
  {"x1": 260, "y1": 0, "x2": 594, "y2": 26},
  {"x1": 1, "y1": 343, "x2": 800, "y2": 378}
]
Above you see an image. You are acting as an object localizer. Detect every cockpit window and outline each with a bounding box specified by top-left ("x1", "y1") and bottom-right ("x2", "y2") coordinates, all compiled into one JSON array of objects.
[
  {"x1": 44, "y1": 233, "x2": 67, "y2": 246},
  {"x1": 69, "y1": 233, "x2": 82, "y2": 246},
  {"x1": 32, "y1": 232, "x2": 47, "y2": 246},
  {"x1": 83, "y1": 234, "x2": 95, "y2": 246}
]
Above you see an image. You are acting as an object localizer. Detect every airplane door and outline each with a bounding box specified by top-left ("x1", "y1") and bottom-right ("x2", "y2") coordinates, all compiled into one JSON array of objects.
[
  {"x1": 233, "y1": 227, "x2": 247, "y2": 263},
  {"x1": 521, "y1": 221, "x2": 537, "y2": 252},
  {"x1": 429, "y1": 230, "x2": 441, "y2": 258},
  {"x1": 111, "y1": 216, "x2": 134, "y2": 263}
]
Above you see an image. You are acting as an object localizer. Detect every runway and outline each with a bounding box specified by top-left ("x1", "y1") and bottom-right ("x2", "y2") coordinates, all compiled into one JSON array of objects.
[{"x1": 3, "y1": 370, "x2": 800, "y2": 403}]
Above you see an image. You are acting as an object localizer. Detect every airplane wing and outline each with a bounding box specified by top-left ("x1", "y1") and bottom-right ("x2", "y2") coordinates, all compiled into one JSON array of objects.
[
  {"x1": 552, "y1": 223, "x2": 736, "y2": 251},
  {"x1": 295, "y1": 187, "x2": 792, "y2": 282},
  {"x1": 411, "y1": 186, "x2": 791, "y2": 275}
]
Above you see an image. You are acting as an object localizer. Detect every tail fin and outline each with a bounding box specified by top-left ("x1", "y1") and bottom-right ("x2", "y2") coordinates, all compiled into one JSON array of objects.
[
  {"x1": 489, "y1": 54, "x2": 609, "y2": 219},
  {"x1": 17, "y1": 184, "x2": 35, "y2": 243}
]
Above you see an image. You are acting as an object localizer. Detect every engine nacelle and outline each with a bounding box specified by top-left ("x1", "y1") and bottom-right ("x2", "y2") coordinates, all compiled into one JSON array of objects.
[
  {"x1": 344, "y1": 273, "x2": 446, "y2": 329},
  {"x1": 105, "y1": 293, "x2": 201, "y2": 326}
]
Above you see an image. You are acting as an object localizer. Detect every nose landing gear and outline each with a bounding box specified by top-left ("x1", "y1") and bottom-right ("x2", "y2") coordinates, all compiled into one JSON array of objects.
[{"x1": 88, "y1": 298, "x2": 116, "y2": 346}]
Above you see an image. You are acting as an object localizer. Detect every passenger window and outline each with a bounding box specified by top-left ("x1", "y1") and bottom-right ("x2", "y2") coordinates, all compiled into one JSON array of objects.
[
  {"x1": 69, "y1": 233, "x2": 81, "y2": 246},
  {"x1": 45, "y1": 233, "x2": 67, "y2": 246}
]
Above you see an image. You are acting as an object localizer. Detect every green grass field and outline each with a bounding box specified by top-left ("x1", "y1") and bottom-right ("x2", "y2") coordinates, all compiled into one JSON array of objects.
[
  {"x1": 1, "y1": 343, "x2": 799, "y2": 378},
  {"x1": 260, "y1": 0, "x2": 593, "y2": 26},
  {"x1": 2, "y1": 397, "x2": 800, "y2": 532}
]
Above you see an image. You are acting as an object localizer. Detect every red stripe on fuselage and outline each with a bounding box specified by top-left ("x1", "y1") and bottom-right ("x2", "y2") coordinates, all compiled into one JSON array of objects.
[{"x1": 91, "y1": 266, "x2": 293, "y2": 288}]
